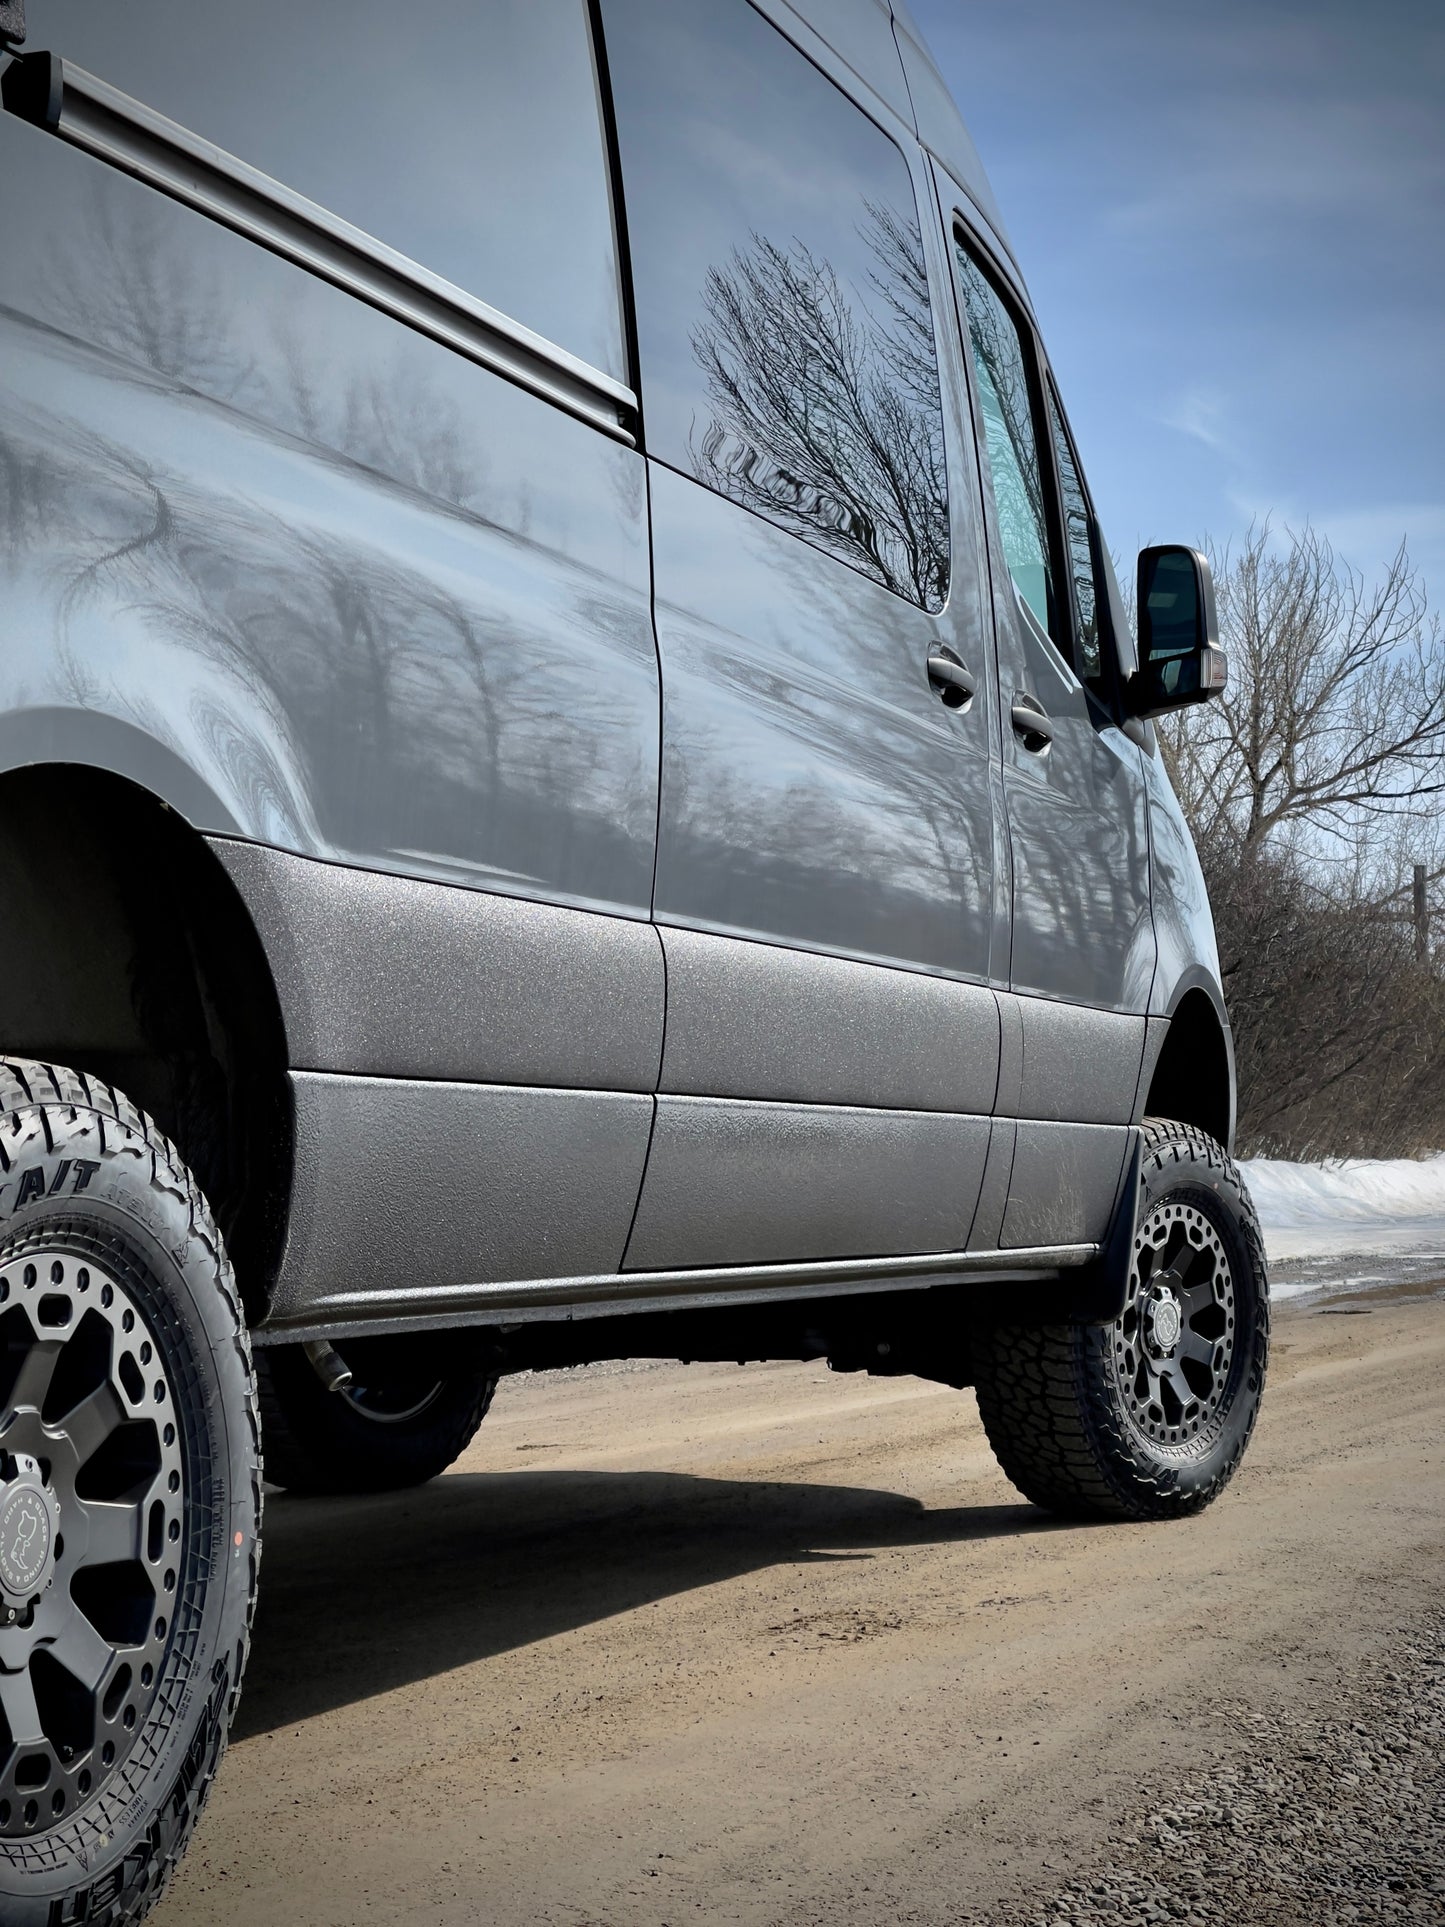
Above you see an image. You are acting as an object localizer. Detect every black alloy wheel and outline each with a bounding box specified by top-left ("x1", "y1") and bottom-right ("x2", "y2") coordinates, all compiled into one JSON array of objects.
[
  {"x1": 0, "y1": 1062, "x2": 258, "y2": 1927},
  {"x1": 1111, "y1": 1198, "x2": 1236, "y2": 1448},
  {"x1": 0, "y1": 1245, "x2": 187, "y2": 1834}
]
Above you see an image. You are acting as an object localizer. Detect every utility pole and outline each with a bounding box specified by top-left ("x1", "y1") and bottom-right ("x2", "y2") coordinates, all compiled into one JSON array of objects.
[{"x1": 1414, "y1": 862, "x2": 1429, "y2": 964}]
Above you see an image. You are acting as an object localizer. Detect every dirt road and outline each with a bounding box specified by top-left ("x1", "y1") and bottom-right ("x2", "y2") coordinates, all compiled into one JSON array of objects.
[{"x1": 157, "y1": 1285, "x2": 1445, "y2": 1926}]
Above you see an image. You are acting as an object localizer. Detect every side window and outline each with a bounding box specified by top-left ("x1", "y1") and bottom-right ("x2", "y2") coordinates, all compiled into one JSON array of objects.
[
  {"x1": 44, "y1": 0, "x2": 626, "y2": 379},
  {"x1": 603, "y1": 0, "x2": 950, "y2": 612},
  {"x1": 1047, "y1": 387, "x2": 1106, "y2": 689},
  {"x1": 951, "y1": 237, "x2": 1059, "y2": 647}
]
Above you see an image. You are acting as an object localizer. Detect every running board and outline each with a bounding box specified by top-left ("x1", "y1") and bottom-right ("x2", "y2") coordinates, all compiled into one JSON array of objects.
[{"x1": 251, "y1": 1241, "x2": 1100, "y2": 1346}]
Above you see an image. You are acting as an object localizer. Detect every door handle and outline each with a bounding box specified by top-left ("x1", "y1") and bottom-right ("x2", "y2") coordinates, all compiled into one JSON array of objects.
[
  {"x1": 1010, "y1": 692, "x2": 1054, "y2": 753},
  {"x1": 927, "y1": 647, "x2": 976, "y2": 710}
]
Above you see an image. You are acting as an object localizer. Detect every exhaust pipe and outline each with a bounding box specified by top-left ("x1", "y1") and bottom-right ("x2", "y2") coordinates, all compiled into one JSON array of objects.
[{"x1": 303, "y1": 1338, "x2": 354, "y2": 1394}]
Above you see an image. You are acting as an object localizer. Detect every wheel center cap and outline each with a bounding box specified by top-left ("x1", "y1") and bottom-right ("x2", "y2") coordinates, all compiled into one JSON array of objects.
[
  {"x1": 1148, "y1": 1289, "x2": 1183, "y2": 1355},
  {"x1": 0, "y1": 1456, "x2": 60, "y2": 1605}
]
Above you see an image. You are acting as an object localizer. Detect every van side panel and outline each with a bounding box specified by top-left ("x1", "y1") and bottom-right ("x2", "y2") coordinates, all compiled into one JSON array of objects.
[
  {"x1": 0, "y1": 118, "x2": 660, "y2": 918},
  {"x1": 0, "y1": 71, "x2": 663, "y2": 1317}
]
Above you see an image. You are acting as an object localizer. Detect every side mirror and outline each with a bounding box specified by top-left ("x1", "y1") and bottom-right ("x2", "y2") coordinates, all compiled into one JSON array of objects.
[{"x1": 1126, "y1": 545, "x2": 1226, "y2": 718}]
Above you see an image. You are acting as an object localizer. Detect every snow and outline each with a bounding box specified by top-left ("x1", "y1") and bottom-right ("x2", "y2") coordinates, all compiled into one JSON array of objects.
[{"x1": 1239, "y1": 1151, "x2": 1445, "y2": 1294}]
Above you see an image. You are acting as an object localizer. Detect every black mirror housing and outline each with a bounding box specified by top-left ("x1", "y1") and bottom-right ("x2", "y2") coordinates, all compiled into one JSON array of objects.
[{"x1": 1126, "y1": 545, "x2": 1226, "y2": 718}]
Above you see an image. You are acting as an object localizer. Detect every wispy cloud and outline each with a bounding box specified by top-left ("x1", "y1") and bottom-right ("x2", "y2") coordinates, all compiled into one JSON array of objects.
[{"x1": 1160, "y1": 390, "x2": 1234, "y2": 456}]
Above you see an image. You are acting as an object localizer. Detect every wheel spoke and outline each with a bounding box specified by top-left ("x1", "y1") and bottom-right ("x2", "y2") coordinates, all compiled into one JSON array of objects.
[
  {"x1": 80, "y1": 1498, "x2": 145, "y2": 1567},
  {"x1": 50, "y1": 1611, "x2": 115, "y2": 1693},
  {"x1": 1176, "y1": 1273, "x2": 1217, "y2": 1314},
  {"x1": 0, "y1": 1665, "x2": 44, "y2": 1746},
  {"x1": 5, "y1": 1337, "x2": 62, "y2": 1418},
  {"x1": 59, "y1": 1380, "x2": 129, "y2": 1468},
  {"x1": 1162, "y1": 1359, "x2": 1198, "y2": 1415},
  {"x1": 1179, "y1": 1328, "x2": 1218, "y2": 1369}
]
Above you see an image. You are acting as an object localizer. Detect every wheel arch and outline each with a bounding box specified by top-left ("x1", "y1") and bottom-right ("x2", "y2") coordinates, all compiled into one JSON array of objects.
[
  {"x1": 1142, "y1": 976, "x2": 1236, "y2": 1152},
  {"x1": 0, "y1": 760, "x2": 292, "y2": 1323}
]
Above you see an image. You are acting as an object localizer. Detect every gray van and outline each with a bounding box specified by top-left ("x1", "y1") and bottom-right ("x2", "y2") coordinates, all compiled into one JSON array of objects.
[{"x1": 0, "y1": 1, "x2": 1267, "y2": 1917}]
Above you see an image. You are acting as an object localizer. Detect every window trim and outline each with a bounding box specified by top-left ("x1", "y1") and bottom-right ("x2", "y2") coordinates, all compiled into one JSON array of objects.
[
  {"x1": 1, "y1": 51, "x2": 640, "y2": 444},
  {"x1": 948, "y1": 211, "x2": 1129, "y2": 720},
  {"x1": 1042, "y1": 371, "x2": 1126, "y2": 712},
  {"x1": 948, "y1": 217, "x2": 1078, "y2": 662}
]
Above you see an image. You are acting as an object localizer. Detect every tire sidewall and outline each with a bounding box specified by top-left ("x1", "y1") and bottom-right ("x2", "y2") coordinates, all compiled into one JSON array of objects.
[{"x1": 0, "y1": 1099, "x2": 256, "y2": 1924}]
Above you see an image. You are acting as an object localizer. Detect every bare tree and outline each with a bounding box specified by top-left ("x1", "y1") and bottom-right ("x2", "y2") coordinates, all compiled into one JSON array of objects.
[
  {"x1": 1151, "y1": 525, "x2": 1445, "y2": 1157},
  {"x1": 1158, "y1": 523, "x2": 1445, "y2": 858}
]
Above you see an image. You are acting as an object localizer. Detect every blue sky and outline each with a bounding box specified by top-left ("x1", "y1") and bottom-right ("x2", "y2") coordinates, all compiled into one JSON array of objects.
[{"x1": 912, "y1": 0, "x2": 1445, "y2": 610}]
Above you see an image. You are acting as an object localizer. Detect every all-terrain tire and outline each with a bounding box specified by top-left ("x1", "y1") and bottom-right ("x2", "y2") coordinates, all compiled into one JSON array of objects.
[
  {"x1": 257, "y1": 1345, "x2": 496, "y2": 1495},
  {"x1": 0, "y1": 1059, "x2": 260, "y2": 1927},
  {"x1": 971, "y1": 1116, "x2": 1269, "y2": 1521}
]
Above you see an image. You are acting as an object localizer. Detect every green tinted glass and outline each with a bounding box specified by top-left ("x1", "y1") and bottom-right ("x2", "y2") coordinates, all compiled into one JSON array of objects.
[{"x1": 954, "y1": 247, "x2": 1053, "y2": 635}]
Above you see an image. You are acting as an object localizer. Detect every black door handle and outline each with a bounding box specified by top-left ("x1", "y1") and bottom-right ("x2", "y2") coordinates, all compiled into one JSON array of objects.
[
  {"x1": 927, "y1": 647, "x2": 976, "y2": 710},
  {"x1": 1010, "y1": 692, "x2": 1054, "y2": 753}
]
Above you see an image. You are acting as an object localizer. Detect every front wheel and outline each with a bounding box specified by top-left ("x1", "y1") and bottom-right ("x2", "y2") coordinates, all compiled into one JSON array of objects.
[
  {"x1": 971, "y1": 1117, "x2": 1269, "y2": 1521},
  {"x1": 0, "y1": 1061, "x2": 259, "y2": 1927}
]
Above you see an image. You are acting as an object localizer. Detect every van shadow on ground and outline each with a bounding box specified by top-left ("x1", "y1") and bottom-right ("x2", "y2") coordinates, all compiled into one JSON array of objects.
[{"x1": 233, "y1": 1468, "x2": 1062, "y2": 1739}]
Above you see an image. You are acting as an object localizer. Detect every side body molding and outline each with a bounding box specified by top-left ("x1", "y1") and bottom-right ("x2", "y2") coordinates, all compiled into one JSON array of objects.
[
  {"x1": 991, "y1": 992, "x2": 1146, "y2": 1250},
  {"x1": 624, "y1": 1095, "x2": 992, "y2": 1270},
  {"x1": 210, "y1": 840, "x2": 665, "y2": 1093},
  {"x1": 628, "y1": 929, "x2": 1003, "y2": 1270},
  {"x1": 211, "y1": 842, "x2": 668, "y2": 1326},
  {"x1": 271, "y1": 1072, "x2": 655, "y2": 1326},
  {"x1": 657, "y1": 926, "x2": 999, "y2": 1112}
]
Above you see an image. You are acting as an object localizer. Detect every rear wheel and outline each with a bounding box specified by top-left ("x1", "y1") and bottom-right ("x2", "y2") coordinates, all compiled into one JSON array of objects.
[
  {"x1": 971, "y1": 1116, "x2": 1269, "y2": 1520},
  {"x1": 257, "y1": 1341, "x2": 496, "y2": 1495},
  {"x1": 0, "y1": 1060, "x2": 258, "y2": 1927}
]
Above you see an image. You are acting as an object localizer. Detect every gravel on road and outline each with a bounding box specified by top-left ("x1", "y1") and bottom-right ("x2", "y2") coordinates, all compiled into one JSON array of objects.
[{"x1": 958, "y1": 1609, "x2": 1445, "y2": 1927}]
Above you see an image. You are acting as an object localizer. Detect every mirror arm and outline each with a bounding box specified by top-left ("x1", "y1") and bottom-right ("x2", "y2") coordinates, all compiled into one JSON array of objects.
[{"x1": 1124, "y1": 643, "x2": 1227, "y2": 721}]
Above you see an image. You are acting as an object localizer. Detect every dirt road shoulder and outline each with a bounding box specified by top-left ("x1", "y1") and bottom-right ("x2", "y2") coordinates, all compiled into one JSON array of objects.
[{"x1": 158, "y1": 1289, "x2": 1445, "y2": 1927}]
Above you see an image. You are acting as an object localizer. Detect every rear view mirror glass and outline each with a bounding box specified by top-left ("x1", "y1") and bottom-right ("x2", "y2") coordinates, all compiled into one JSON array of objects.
[{"x1": 1129, "y1": 545, "x2": 1226, "y2": 717}]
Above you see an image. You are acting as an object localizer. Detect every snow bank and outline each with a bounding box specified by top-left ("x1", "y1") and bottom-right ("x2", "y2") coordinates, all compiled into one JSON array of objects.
[
  {"x1": 1239, "y1": 1151, "x2": 1445, "y2": 1270},
  {"x1": 1241, "y1": 1151, "x2": 1445, "y2": 1228}
]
